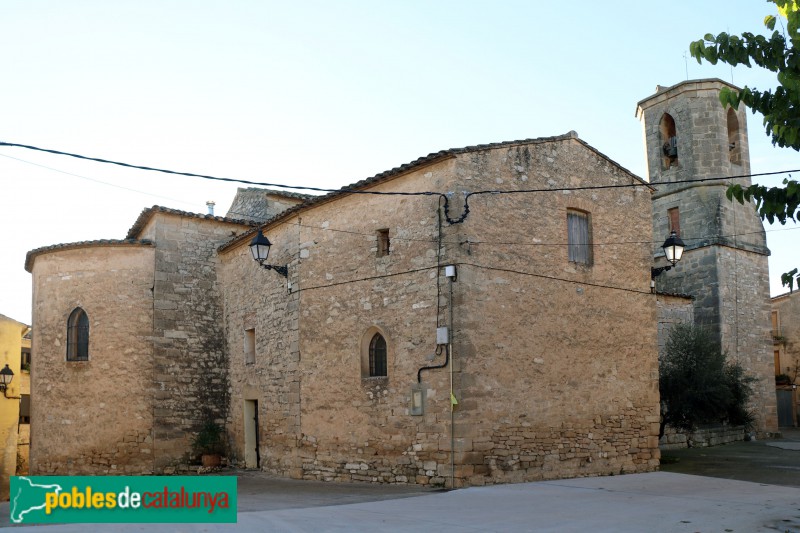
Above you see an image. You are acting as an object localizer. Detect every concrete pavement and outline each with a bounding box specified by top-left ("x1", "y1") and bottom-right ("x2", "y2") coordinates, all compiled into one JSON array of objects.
[
  {"x1": 2, "y1": 471, "x2": 800, "y2": 532},
  {"x1": 5, "y1": 431, "x2": 800, "y2": 532}
]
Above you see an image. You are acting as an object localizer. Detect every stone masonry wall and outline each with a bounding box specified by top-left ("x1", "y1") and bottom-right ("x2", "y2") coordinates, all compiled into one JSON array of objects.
[
  {"x1": 656, "y1": 294, "x2": 694, "y2": 358},
  {"x1": 445, "y1": 141, "x2": 659, "y2": 485},
  {"x1": 29, "y1": 245, "x2": 155, "y2": 474},
  {"x1": 136, "y1": 213, "x2": 252, "y2": 470},
  {"x1": 718, "y1": 248, "x2": 779, "y2": 432},
  {"x1": 220, "y1": 230, "x2": 301, "y2": 476},
  {"x1": 220, "y1": 135, "x2": 661, "y2": 487}
]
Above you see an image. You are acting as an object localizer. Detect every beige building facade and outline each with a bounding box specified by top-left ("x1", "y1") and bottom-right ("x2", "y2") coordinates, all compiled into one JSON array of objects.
[
  {"x1": 26, "y1": 209, "x2": 259, "y2": 475},
  {"x1": 219, "y1": 133, "x2": 660, "y2": 486},
  {"x1": 26, "y1": 133, "x2": 662, "y2": 486},
  {"x1": 23, "y1": 78, "x2": 779, "y2": 485}
]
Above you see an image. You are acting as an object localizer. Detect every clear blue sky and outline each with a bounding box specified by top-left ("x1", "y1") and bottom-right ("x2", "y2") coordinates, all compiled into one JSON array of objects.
[{"x1": 1, "y1": 1, "x2": 798, "y2": 324}]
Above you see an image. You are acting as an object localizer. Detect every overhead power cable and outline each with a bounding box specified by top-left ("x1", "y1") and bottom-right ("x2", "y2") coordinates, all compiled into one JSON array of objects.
[{"x1": 2, "y1": 141, "x2": 798, "y2": 226}]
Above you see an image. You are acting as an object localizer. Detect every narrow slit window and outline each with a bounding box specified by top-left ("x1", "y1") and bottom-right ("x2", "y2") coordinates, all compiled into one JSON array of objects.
[
  {"x1": 377, "y1": 229, "x2": 390, "y2": 257},
  {"x1": 567, "y1": 210, "x2": 592, "y2": 265},
  {"x1": 67, "y1": 307, "x2": 90, "y2": 361},
  {"x1": 244, "y1": 328, "x2": 256, "y2": 364}
]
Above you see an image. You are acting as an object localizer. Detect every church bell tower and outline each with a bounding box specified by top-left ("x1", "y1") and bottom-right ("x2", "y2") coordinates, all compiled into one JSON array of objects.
[{"x1": 637, "y1": 79, "x2": 777, "y2": 434}]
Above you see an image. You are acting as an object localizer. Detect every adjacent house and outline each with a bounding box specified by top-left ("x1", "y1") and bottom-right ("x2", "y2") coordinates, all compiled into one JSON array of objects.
[
  {"x1": 772, "y1": 291, "x2": 800, "y2": 426},
  {"x1": 0, "y1": 314, "x2": 30, "y2": 500}
]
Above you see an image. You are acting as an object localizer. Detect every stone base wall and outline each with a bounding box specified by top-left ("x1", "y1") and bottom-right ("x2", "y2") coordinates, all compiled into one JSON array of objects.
[
  {"x1": 33, "y1": 429, "x2": 154, "y2": 475},
  {"x1": 267, "y1": 414, "x2": 661, "y2": 488},
  {"x1": 659, "y1": 424, "x2": 746, "y2": 450}
]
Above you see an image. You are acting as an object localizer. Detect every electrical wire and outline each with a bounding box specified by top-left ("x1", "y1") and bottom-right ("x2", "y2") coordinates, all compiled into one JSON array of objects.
[
  {"x1": 2, "y1": 140, "x2": 798, "y2": 227},
  {"x1": 276, "y1": 218, "x2": 800, "y2": 249},
  {"x1": 3, "y1": 145, "x2": 794, "y2": 249},
  {"x1": 281, "y1": 261, "x2": 652, "y2": 296},
  {"x1": 457, "y1": 262, "x2": 652, "y2": 295},
  {"x1": 0, "y1": 152, "x2": 199, "y2": 208}
]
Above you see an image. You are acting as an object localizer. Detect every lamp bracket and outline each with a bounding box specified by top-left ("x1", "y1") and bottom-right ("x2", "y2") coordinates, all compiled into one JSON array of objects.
[
  {"x1": 260, "y1": 263, "x2": 288, "y2": 278},
  {"x1": 651, "y1": 265, "x2": 673, "y2": 280}
]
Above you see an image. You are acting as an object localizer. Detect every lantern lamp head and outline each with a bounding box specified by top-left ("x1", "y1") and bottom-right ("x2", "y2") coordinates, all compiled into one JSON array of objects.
[
  {"x1": 0, "y1": 364, "x2": 14, "y2": 398},
  {"x1": 249, "y1": 230, "x2": 272, "y2": 265},
  {"x1": 662, "y1": 231, "x2": 686, "y2": 266}
]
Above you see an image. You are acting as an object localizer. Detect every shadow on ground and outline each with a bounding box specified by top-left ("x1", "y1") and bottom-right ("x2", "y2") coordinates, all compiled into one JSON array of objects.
[{"x1": 659, "y1": 427, "x2": 800, "y2": 488}]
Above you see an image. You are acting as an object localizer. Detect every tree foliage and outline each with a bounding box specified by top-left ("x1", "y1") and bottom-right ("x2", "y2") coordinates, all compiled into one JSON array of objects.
[
  {"x1": 690, "y1": 0, "x2": 800, "y2": 290},
  {"x1": 659, "y1": 324, "x2": 755, "y2": 438}
]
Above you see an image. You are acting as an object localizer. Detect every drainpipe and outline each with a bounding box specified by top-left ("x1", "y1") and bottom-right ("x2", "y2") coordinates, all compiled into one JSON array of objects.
[{"x1": 449, "y1": 272, "x2": 455, "y2": 490}]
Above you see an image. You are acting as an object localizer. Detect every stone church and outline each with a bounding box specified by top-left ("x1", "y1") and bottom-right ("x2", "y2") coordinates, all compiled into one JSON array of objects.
[{"x1": 24, "y1": 79, "x2": 776, "y2": 486}]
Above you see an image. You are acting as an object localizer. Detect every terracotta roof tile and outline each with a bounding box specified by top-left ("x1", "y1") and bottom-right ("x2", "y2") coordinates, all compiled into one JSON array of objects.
[
  {"x1": 126, "y1": 205, "x2": 259, "y2": 239},
  {"x1": 25, "y1": 239, "x2": 154, "y2": 272},
  {"x1": 218, "y1": 132, "x2": 650, "y2": 253}
]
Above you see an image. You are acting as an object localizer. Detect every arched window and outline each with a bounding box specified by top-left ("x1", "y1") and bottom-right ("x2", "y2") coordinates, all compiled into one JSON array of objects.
[
  {"x1": 67, "y1": 307, "x2": 89, "y2": 361},
  {"x1": 368, "y1": 333, "x2": 387, "y2": 377},
  {"x1": 727, "y1": 107, "x2": 742, "y2": 165},
  {"x1": 659, "y1": 113, "x2": 678, "y2": 170}
]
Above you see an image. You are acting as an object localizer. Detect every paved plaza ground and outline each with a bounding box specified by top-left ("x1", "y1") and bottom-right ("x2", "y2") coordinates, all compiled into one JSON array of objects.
[{"x1": 3, "y1": 430, "x2": 800, "y2": 532}]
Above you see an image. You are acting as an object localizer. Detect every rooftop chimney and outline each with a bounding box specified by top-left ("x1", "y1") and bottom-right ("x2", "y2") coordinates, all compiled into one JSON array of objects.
[{"x1": 206, "y1": 201, "x2": 215, "y2": 216}]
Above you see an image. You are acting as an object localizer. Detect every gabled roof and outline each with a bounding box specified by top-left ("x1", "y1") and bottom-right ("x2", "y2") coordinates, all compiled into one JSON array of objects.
[
  {"x1": 0, "y1": 313, "x2": 29, "y2": 329},
  {"x1": 218, "y1": 132, "x2": 650, "y2": 253},
  {"x1": 237, "y1": 188, "x2": 315, "y2": 202},
  {"x1": 772, "y1": 290, "x2": 800, "y2": 303},
  {"x1": 635, "y1": 78, "x2": 741, "y2": 116},
  {"x1": 25, "y1": 239, "x2": 154, "y2": 272},
  {"x1": 126, "y1": 205, "x2": 260, "y2": 239}
]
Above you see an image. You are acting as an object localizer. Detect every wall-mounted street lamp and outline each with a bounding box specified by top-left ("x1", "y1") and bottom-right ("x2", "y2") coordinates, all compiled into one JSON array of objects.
[
  {"x1": 249, "y1": 230, "x2": 288, "y2": 278},
  {"x1": 651, "y1": 231, "x2": 686, "y2": 292},
  {"x1": 0, "y1": 364, "x2": 14, "y2": 398}
]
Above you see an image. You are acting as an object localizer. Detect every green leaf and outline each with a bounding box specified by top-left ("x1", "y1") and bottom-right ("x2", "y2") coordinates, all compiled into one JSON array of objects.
[
  {"x1": 765, "y1": 14, "x2": 777, "y2": 30},
  {"x1": 781, "y1": 268, "x2": 799, "y2": 291}
]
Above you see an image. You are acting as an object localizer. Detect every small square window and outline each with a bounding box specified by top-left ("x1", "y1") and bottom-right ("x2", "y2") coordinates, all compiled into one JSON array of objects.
[
  {"x1": 377, "y1": 229, "x2": 390, "y2": 257},
  {"x1": 244, "y1": 328, "x2": 255, "y2": 364}
]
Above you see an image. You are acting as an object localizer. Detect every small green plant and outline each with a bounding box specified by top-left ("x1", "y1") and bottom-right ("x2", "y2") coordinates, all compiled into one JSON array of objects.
[{"x1": 192, "y1": 420, "x2": 225, "y2": 456}]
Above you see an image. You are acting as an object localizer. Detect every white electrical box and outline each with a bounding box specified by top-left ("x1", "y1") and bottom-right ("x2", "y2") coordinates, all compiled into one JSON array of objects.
[
  {"x1": 436, "y1": 327, "x2": 449, "y2": 345},
  {"x1": 445, "y1": 265, "x2": 457, "y2": 278}
]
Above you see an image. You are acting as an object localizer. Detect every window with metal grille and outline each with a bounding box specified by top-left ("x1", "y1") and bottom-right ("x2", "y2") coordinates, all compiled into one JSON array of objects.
[
  {"x1": 369, "y1": 333, "x2": 387, "y2": 377},
  {"x1": 567, "y1": 210, "x2": 592, "y2": 265},
  {"x1": 67, "y1": 307, "x2": 89, "y2": 361}
]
